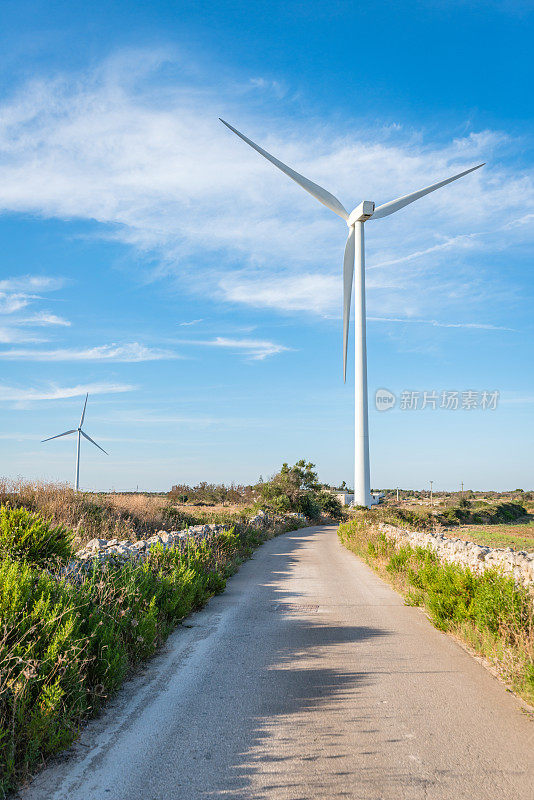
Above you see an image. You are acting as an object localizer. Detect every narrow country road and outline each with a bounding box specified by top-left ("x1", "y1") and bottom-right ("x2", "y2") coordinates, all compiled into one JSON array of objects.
[{"x1": 23, "y1": 525, "x2": 533, "y2": 800}]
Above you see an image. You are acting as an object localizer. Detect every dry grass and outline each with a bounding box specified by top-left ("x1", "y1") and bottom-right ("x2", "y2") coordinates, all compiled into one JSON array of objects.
[
  {"x1": 102, "y1": 492, "x2": 167, "y2": 520},
  {"x1": 0, "y1": 479, "x2": 254, "y2": 549}
]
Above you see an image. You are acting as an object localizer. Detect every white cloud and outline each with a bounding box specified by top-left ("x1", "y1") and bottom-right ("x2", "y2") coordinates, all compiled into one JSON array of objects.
[
  {"x1": 0, "y1": 382, "x2": 135, "y2": 403},
  {"x1": 17, "y1": 312, "x2": 71, "y2": 327},
  {"x1": 179, "y1": 319, "x2": 203, "y2": 326},
  {"x1": 180, "y1": 336, "x2": 290, "y2": 360},
  {"x1": 0, "y1": 327, "x2": 47, "y2": 344},
  {"x1": 0, "y1": 275, "x2": 69, "y2": 343},
  {"x1": 0, "y1": 53, "x2": 531, "y2": 324},
  {"x1": 0, "y1": 342, "x2": 180, "y2": 362},
  {"x1": 0, "y1": 276, "x2": 65, "y2": 293},
  {"x1": 220, "y1": 273, "x2": 339, "y2": 314},
  {"x1": 0, "y1": 293, "x2": 33, "y2": 314},
  {"x1": 367, "y1": 233, "x2": 481, "y2": 270}
]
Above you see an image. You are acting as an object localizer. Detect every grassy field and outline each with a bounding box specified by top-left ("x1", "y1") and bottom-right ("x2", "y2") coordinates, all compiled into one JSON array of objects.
[
  {"x1": 447, "y1": 519, "x2": 534, "y2": 551},
  {"x1": 372, "y1": 495, "x2": 534, "y2": 552}
]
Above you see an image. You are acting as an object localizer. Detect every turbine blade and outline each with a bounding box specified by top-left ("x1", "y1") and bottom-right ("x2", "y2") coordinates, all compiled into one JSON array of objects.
[
  {"x1": 79, "y1": 393, "x2": 88, "y2": 428},
  {"x1": 371, "y1": 163, "x2": 485, "y2": 220},
  {"x1": 80, "y1": 430, "x2": 108, "y2": 455},
  {"x1": 220, "y1": 119, "x2": 349, "y2": 221},
  {"x1": 343, "y1": 226, "x2": 355, "y2": 383},
  {"x1": 42, "y1": 429, "x2": 77, "y2": 443}
]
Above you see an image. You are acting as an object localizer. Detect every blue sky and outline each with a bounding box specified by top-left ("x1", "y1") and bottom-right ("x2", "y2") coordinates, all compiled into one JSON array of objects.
[{"x1": 0, "y1": 0, "x2": 533, "y2": 491}]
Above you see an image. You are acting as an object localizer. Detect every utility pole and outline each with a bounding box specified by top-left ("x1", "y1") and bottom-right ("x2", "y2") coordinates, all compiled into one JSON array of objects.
[
  {"x1": 396, "y1": 487, "x2": 399, "y2": 502},
  {"x1": 430, "y1": 480, "x2": 434, "y2": 507}
]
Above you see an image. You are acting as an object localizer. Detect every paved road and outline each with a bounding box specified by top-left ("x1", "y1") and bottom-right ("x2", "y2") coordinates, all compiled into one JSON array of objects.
[{"x1": 23, "y1": 525, "x2": 533, "y2": 800}]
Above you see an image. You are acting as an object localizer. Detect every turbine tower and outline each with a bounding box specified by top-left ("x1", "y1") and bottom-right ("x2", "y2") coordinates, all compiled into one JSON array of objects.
[
  {"x1": 42, "y1": 393, "x2": 108, "y2": 491},
  {"x1": 220, "y1": 119, "x2": 484, "y2": 507}
]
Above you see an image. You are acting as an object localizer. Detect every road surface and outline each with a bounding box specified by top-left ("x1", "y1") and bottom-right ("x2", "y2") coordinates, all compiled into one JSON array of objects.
[{"x1": 23, "y1": 525, "x2": 533, "y2": 800}]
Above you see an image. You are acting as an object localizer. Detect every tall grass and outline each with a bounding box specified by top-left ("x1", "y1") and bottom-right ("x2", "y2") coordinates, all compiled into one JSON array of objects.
[{"x1": 338, "y1": 517, "x2": 534, "y2": 706}]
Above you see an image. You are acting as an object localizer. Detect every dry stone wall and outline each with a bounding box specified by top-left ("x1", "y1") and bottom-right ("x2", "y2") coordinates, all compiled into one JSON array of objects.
[
  {"x1": 378, "y1": 522, "x2": 534, "y2": 592},
  {"x1": 61, "y1": 510, "x2": 287, "y2": 581}
]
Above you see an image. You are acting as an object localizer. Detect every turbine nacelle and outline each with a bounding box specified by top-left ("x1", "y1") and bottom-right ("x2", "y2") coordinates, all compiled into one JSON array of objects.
[{"x1": 347, "y1": 201, "x2": 375, "y2": 227}]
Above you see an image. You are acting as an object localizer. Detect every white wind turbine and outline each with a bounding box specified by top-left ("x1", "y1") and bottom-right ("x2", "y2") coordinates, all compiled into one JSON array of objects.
[
  {"x1": 220, "y1": 118, "x2": 484, "y2": 507},
  {"x1": 42, "y1": 393, "x2": 108, "y2": 491}
]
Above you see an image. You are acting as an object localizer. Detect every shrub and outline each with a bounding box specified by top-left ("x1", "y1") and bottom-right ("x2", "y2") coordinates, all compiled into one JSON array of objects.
[
  {"x1": 0, "y1": 506, "x2": 74, "y2": 566},
  {"x1": 436, "y1": 500, "x2": 526, "y2": 527},
  {"x1": 316, "y1": 491, "x2": 343, "y2": 520},
  {"x1": 256, "y1": 459, "x2": 340, "y2": 521},
  {"x1": 297, "y1": 492, "x2": 321, "y2": 521},
  {"x1": 0, "y1": 511, "x2": 300, "y2": 792},
  {"x1": 0, "y1": 550, "x2": 221, "y2": 790}
]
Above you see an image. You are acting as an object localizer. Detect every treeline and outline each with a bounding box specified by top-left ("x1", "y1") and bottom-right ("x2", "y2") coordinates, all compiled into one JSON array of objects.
[
  {"x1": 168, "y1": 481, "x2": 257, "y2": 505},
  {"x1": 385, "y1": 488, "x2": 534, "y2": 501}
]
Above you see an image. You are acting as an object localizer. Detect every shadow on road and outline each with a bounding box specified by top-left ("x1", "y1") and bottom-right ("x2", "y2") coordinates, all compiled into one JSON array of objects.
[{"x1": 185, "y1": 526, "x2": 400, "y2": 799}]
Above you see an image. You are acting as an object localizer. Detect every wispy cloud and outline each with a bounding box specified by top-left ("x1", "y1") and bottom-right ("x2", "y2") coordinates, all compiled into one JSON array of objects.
[
  {"x1": 0, "y1": 382, "x2": 135, "y2": 403},
  {"x1": 0, "y1": 342, "x2": 180, "y2": 362},
  {"x1": 220, "y1": 273, "x2": 339, "y2": 314},
  {"x1": 367, "y1": 233, "x2": 480, "y2": 270},
  {"x1": 0, "y1": 293, "x2": 33, "y2": 314},
  {"x1": 0, "y1": 276, "x2": 65, "y2": 293},
  {"x1": 179, "y1": 336, "x2": 290, "y2": 360},
  {"x1": 0, "y1": 327, "x2": 47, "y2": 344},
  {"x1": 0, "y1": 54, "x2": 531, "y2": 325},
  {"x1": 367, "y1": 316, "x2": 514, "y2": 331},
  {"x1": 0, "y1": 275, "x2": 69, "y2": 343},
  {"x1": 18, "y1": 312, "x2": 71, "y2": 327},
  {"x1": 178, "y1": 319, "x2": 203, "y2": 327}
]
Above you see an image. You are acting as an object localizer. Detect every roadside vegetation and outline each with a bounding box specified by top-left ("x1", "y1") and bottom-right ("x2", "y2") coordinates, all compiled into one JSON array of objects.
[
  {"x1": 339, "y1": 514, "x2": 534, "y2": 706},
  {"x1": 0, "y1": 464, "x2": 340, "y2": 554},
  {"x1": 0, "y1": 479, "x2": 252, "y2": 548},
  {"x1": 0, "y1": 479, "x2": 309, "y2": 794}
]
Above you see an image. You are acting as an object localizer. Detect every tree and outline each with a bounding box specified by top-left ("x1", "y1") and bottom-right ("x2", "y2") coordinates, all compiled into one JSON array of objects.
[{"x1": 257, "y1": 460, "x2": 342, "y2": 520}]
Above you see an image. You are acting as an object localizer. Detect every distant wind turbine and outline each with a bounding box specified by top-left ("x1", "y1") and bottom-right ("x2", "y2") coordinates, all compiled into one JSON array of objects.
[
  {"x1": 42, "y1": 393, "x2": 108, "y2": 491},
  {"x1": 220, "y1": 118, "x2": 484, "y2": 507}
]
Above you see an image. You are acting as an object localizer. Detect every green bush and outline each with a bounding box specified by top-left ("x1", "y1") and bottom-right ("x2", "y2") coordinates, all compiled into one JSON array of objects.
[
  {"x1": 0, "y1": 510, "x2": 296, "y2": 792},
  {"x1": 256, "y1": 459, "x2": 341, "y2": 521},
  {"x1": 316, "y1": 491, "x2": 343, "y2": 520},
  {"x1": 437, "y1": 500, "x2": 526, "y2": 527},
  {"x1": 0, "y1": 548, "x2": 223, "y2": 791},
  {"x1": 297, "y1": 492, "x2": 321, "y2": 520},
  {"x1": 0, "y1": 506, "x2": 74, "y2": 566}
]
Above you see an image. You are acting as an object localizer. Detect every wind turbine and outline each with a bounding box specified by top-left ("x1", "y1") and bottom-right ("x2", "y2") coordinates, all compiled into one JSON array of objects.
[
  {"x1": 42, "y1": 393, "x2": 108, "y2": 491},
  {"x1": 220, "y1": 118, "x2": 484, "y2": 507}
]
